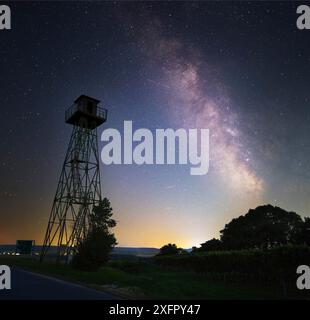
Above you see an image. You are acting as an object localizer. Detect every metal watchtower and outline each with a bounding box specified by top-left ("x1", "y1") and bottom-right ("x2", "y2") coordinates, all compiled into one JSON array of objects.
[{"x1": 40, "y1": 95, "x2": 107, "y2": 262}]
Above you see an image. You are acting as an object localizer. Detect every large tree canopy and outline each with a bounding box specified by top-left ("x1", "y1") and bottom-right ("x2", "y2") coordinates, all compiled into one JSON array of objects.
[{"x1": 220, "y1": 204, "x2": 305, "y2": 250}]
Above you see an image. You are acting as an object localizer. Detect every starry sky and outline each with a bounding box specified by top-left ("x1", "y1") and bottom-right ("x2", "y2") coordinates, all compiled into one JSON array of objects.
[{"x1": 1, "y1": 1, "x2": 310, "y2": 248}]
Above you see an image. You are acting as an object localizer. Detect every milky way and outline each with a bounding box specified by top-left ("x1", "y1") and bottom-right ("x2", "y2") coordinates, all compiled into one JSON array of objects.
[{"x1": 141, "y1": 21, "x2": 264, "y2": 196}]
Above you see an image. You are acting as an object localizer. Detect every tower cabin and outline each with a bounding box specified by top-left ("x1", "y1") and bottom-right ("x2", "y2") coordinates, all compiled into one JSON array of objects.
[{"x1": 65, "y1": 95, "x2": 107, "y2": 129}]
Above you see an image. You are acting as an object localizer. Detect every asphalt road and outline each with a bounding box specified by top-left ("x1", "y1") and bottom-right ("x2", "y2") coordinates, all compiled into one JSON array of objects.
[{"x1": 0, "y1": 268, "x2": 119, "y2": 300}]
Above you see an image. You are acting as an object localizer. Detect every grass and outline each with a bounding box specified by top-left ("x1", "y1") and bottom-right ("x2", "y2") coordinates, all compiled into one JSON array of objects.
[{"x1": 0, "y1": 255, "x2": 291, "y2": 299}]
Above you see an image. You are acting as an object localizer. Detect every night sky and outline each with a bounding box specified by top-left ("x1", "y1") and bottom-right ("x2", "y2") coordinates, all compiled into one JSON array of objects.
[{"x1": 1, "y1": 1, "x2": 310, "y2": 248}]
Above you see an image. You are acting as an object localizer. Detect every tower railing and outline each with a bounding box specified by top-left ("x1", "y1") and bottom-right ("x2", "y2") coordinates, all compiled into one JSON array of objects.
[{"x1": 65, "y1": 103, "x2": 108, "y2": 122}]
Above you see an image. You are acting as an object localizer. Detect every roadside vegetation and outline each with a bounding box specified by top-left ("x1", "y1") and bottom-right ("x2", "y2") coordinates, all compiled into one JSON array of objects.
[
  {"x1": 154, "y1": 245, "x2": 310, "y2": 297},
  {"x1": 0, "y1": 255, "x2": 293, "y2": 299}
]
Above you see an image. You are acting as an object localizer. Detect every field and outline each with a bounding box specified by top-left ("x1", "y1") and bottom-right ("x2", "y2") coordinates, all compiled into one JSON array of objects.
[{"x1": 0, "y1": 254, "x2": 304, "y2": 299}]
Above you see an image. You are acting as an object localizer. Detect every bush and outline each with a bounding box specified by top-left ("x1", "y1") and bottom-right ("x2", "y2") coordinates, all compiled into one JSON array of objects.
[
  {"x1": 109, "y1": 259, "x2": 148, "y2": 274},
  {"x1": 71, "y1": 229, "x2": 117, "y2": 271},
  {"x1": 72, "y1": 198, "x2": 117, "y2": 271},
  {"x1": 154, "y1": 245, "x2": 310, "y2": 287},
  {"x1": 156, "y1": 243, "x2": 185, "y2": 256}
]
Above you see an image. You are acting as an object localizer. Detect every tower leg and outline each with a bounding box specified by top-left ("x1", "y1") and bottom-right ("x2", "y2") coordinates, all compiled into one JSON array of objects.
[{"x1": 40, "y1": 126, "x2": 102, "y2": 263}]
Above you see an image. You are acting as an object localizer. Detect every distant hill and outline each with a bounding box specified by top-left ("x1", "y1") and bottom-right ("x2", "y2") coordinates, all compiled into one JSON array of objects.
[{"x1": 0, "y1": 245, "x2": 159, "y2": 257}]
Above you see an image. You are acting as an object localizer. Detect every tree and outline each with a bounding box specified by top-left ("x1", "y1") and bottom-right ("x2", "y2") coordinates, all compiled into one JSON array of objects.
[
  {"x1": 301, "y1": 217, "x2": 310, "y2": 245},
  {"x1": 72, "y1": 198, "x2": 117, "y2": 271},
  {"x1": 195, "y1": 238, "x2": 223, "y2": 252},
  {"x1": 220, "y1": 204, "x2": 305, "y2": 250},
  {"x1": 156, "y1": 243, "x2": 184, "y2": 256}
]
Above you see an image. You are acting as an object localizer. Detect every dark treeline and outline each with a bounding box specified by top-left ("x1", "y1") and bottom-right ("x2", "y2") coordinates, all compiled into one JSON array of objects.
[
  {"x1": 157, "y1": 204, "x2": 310, "y2": 255},
  {"x1": 194, "y1": 204, "x2": 310, "y2": 252}
]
